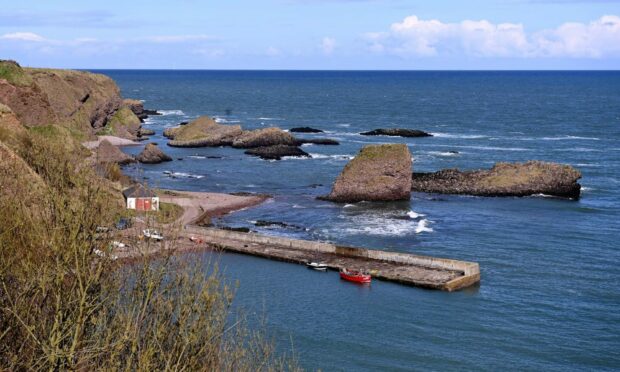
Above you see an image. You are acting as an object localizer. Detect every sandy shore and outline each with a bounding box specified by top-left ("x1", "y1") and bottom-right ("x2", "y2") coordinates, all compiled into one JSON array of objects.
[
  {"x1": 158, "y1": 189, "x2": 269, "y2": 226},
  {"x1": 82, "y1": 135, "x2": 140, "y2": 149}
]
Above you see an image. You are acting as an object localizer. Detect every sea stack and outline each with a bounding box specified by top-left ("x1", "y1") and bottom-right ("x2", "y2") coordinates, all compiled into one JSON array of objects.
[
  {"x1": 136, "y1": 143, "x2": 173, "y2": 164},
  {"x1": 322, "y1": 144, "x2": 412, "y2": 202}
]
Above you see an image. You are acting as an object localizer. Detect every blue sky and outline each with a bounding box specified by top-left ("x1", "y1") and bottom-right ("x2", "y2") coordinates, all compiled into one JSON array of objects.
[{"x1": 1, "y1": 0, "x2": 619, "y2": 69}]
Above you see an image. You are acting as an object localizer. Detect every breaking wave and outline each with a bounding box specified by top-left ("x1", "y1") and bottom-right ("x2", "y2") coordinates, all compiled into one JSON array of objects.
[{"x1": 158, "y1": 110, "x2": 185, "y2": 116}]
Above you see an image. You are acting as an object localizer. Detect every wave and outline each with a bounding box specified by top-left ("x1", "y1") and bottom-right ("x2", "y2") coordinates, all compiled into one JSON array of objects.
[
  {"x1": 337, "y1": 124, "x2": 351, "y2": 127},
  {"x1": 257, "y1": 117, "x2": 285, "y2": 120},
  {"x1": 407, "y1": 210, "x2": 425, "y2": 219},
  {"x1": 213, "y1": 117, "x2": 241, "y2": 124},
  {"x1": 187, "y1": 155, "x2": 206, "y2": 159},
  {"x1": 426, "y1": 151, "x2": 460, "y2": 157},
  {"x1": 431, "y1": 132, "x2": 487, "y2": 139},
  {"x1": 309, "y1": 153, "x2": 354, "y2": 160},
  {"x1": 456, "y1": 145, "x2": 529, "y2": 151},
  {"x1": 414, "y1": 219, "x2": 434, "y2": 234},
  {"x1": 540, "y1": 135, "x2": 600, "y2": 141},
  {"x1": 162, "y1": 171, "x2": 204, "y2": 179},
  {"x1": 158, "y1": 110, "x2": 185, "y2": 116}
]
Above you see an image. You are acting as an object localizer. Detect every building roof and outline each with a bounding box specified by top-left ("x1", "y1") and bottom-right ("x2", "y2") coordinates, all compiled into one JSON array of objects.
[{"x1": 122, "y1": 184, "x2": 157, "y2": 199}]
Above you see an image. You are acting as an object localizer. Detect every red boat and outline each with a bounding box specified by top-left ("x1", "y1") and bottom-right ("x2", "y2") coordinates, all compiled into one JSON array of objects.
[{"x1": 339, "y1": 268, "x2": 371, "y2": 284}]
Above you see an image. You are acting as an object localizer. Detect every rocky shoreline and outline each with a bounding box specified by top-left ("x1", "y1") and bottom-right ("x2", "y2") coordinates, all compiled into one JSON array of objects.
[{"x1": 411, "y1": 161, "x2": 582, "y2": 199}]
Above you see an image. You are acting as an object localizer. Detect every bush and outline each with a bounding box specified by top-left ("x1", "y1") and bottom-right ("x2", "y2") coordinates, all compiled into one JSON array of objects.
[{"x1": 0, "y1": 134, "x2": 299, "y2": 370}]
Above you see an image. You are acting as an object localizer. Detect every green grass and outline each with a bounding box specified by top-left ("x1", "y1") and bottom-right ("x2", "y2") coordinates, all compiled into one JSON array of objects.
[{"x1": 0, "y1": 60, "x2": 33, "y2": 86}]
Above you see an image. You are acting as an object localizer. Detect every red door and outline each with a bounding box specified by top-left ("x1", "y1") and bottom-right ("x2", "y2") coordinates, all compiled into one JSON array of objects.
[
  {"x1": 136, "y1": 198, "x2": 145, "y2": 211},
  {"x1": 144, "y1": 199, "x2": 151, "y2": 211}
]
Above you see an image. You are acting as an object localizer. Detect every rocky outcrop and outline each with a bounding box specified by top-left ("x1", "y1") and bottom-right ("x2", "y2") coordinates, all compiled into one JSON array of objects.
[
  {"x1": 135, "y1": 143, "x2": 172, "y2": 164},
  {"x1": 0, "y1": 60, "x2": 146, "y2": 141},
  {"x1": 138, "y1": 128, "x2": 155, "y2": 136},
  {"x1": 232, "y1": 127, "x2": 297, "y2": 148},
  {"x1": 290, "y1": 127, "x2": 323, "y2": 133},
  {"x1": 360, "y1": 128, "x2": 432, "y2": 137},
  {"x1": 167, "y1": 116, "x2": 242, "y2": 147},
  {"x1": 94, "y1": 139, "x2": 135, "y2": 165},
  {"x1": 321, "y1": 144, "x2": 413, "y2": 202},
  {"x1": 0, "y1": 104, "x2": 27, "y2": 148},
  {"x1": 411, "y1": 161, "x2": 582, "y2": 199},
  {"x1": 102, "y1": 107, "x2": 142, "y2": 140},
  {"x1": 296, "y1": 138, "x2": 340, "y2": 146},
  {"x1": 244, "y1": 145, "x2": 310, "y2": 160}
]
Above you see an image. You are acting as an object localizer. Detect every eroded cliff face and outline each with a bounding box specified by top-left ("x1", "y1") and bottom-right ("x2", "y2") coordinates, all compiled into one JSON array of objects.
[{"x1": 0, "y1": 60, "x2": 128, "y2": 134}]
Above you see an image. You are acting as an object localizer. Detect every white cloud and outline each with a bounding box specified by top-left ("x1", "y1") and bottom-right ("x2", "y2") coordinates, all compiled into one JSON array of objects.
[
  {"x1": 265, "y1": 46, "x2": 281, "y2": 56},
  {"x1": 365, "y1": 15, "x2": 620, "y2": 58},
  {"x1": 320, "y1": 37, "x2": 337, "y2": 55},
  {"x1": 0, "y1": 32, "x2": 46, "y2": 42},
  {"x1": 143, "y1": 34, "x2": 214, "y2": 43}
]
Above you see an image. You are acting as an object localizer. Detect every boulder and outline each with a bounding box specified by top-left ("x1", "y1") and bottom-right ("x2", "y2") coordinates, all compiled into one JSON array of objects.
[
  {"x1": 94, "y1": 139, "x2": 135, "y2": 165},
  {"x1": 244, "y1": 145, "x2": 310, "y2": 160},
  {"x1": 411, "y1": 161, "x2": 582, "y2": 199},
  {"x1": 138, "y1": 128, "x2": 155, "y2": 136},
  {"x1": 135, "y1": 143, "x2": 172, "y2": 164},
  {"x1": 123, "y1": 99, "x2": 145, "y2": 118},
  {"x1": 321, "y1": 144, "x2": 412, "y2": 202},
  {"x1": 232, "y1": 127, "x2": 297, "y2": 148},
  {"x1": 289, "y1": 126, "x2": 324, "y2": 133},
  {"x1": 167, "y1": 116, "x2": 242, "y2": 147},
  {"x1": 360, "y1": 128, "x2": 432, "y2": 137},
  {"x1": 296, "y1": 138, "x2": 340, "y2": 146},
  {"x1": 102, "y1": 106, "x2": 142, "y2": 140}
]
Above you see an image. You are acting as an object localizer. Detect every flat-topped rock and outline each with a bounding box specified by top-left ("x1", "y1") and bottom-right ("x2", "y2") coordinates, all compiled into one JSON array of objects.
[
  {"x1": 289, "y1": 126, "x2": 324, "y2": 133},
  {"x1": 321, "y1": 144, "x2": 413, "y2": 202},
  {"x1": 167, "y1": 115, "x2": 242, "y2": 147},
  {"x1": 244, "y1": 145, "x2": 310, "y2": 160},
  {"x1": 411, "y1": 161, "x2": 582, "y2": 199},
  {"x1": 232, "y1": 127, "x2": 297, "y2": 148},
  {"x1": 360, "y1": 128, "x2": 432, "y2": 137},
  {"x1": 136, "y1": 143, "x2": 172, "y2": 164},
  {"x1": 296, "y1": 138, "x2": 340, "y2": 146}
]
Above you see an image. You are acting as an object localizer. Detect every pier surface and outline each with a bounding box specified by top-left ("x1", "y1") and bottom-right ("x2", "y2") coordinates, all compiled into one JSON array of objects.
[{"x1": 185, "y1": 226, "x2": 480, "y2": 291}]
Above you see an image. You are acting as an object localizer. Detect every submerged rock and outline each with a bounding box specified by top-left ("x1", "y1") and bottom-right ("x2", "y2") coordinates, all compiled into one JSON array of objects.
[
  {"x1": 289, "y1": 126, "x2": 324, "y2": 133},
  {"x1": 360, "y1": 128, "x2": 432, "y2": 137},
  {"x1": 411, "y1": 161, "x2": 582, "y2": 199},
  {"x1": 321, "y1": 144, "x2": 412, "y2": 202},
  {"x1": 138, "y1": 128, "x2": 155, "y2": 136},
  {"x1": 296, "y1": 138, "x2": 340, "y2": 145},
  {"x1": 244, "y1": 145, "x2": 310, "y2": 160},
  {"x1": 135, "y1": 143, "x2": 172, "y2": 164}
]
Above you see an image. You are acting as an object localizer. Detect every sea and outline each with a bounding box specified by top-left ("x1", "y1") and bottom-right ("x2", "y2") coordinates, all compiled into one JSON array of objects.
[{"x1": 97, "y1": 70, "x2": 620, "y2": 371}]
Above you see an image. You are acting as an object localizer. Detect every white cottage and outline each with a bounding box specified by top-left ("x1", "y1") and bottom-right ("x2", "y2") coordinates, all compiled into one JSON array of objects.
[{"x1": 122, "y1": 185, "x2": 159, "y2": 211}]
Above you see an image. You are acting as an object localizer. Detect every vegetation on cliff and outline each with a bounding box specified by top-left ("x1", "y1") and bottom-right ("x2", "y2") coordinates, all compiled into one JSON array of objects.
[{"x1": 0, "y1": 63, "x2": 298, "y2": 371}]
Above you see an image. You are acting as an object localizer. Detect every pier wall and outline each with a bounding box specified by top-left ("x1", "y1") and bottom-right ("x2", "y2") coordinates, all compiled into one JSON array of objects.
[{"x1": 185, "y1": 226, "x2": 480, "y2": 285}]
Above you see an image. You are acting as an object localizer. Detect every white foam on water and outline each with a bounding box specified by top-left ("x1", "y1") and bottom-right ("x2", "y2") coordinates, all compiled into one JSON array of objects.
[
  {"x1": 301, "y1": 143, "x2": 314, "y2": 147},
  {"x1": 415, "y1": 219, "x2": 434, "y2": 234},
  {"x1": 581, "y1": 187, "x2": 594, "y2": 192},
  {"x1": 309, "y1": 153, "x2": 354, "y2": 160},
  {"x1": 164, "y1": 171, "x2": 204, "y2": 179},
  {"x1": 431, "y1": 132, "x2": 487, "y2": 139},
  {"x1": 407, "y1": 210, "x2": 425, "y2": 219},
  {"x1": 574, "y1": 163, "x2": 601, "y2": 168},
  {"x1": 426, "y1": 151, "x2": 460, "y2": 157},
  {"x1": 187, "y1": 155, "x2": 206, "y2": 159},
  {"x1": 540, "y1": 135, "x2": 600, "y2": 141},
  {"x1": 213, "y1": 117, "x2": 241, "y2": 124},
  {"x1": 343, "y1": 204, "x2": 355, "y2": 208},
  {"x1": 337, "y1": 124, "x2": 351, "y2": 127},
  {"x1": 158, "y1": 110, "x2": 185, "y2": 116}
]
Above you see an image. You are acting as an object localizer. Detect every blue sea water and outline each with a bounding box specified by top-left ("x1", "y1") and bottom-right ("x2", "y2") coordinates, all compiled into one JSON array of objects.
[{"x1": 98, "y1": 70, "x2": 620, "y2": 371}]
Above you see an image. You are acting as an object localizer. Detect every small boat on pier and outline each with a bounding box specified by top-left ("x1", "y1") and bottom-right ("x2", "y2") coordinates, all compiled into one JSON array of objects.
[
  {"x1": 306, "y1": 262, "x2": 328, "y2": 271},
  {"x1": 339, "y1": 268, "x2": 371, "y2": 284}
]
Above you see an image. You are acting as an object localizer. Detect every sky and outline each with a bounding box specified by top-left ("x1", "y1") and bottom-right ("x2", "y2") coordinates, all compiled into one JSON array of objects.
[{"x1": 1, "y1": 0, "x2": 619, "y2": 69}]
